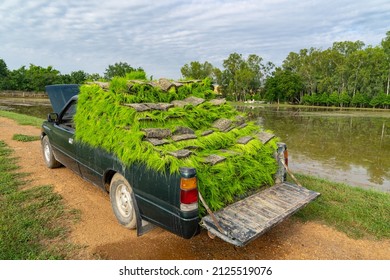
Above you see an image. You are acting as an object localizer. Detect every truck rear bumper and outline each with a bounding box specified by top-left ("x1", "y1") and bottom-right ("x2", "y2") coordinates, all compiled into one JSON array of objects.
[{"x1": 200, "y1": 182, "x2": 320, "y2": 246}]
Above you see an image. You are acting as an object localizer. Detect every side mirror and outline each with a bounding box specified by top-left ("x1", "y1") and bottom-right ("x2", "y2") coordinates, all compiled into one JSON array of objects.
[{"x1": 47, "y1": 113, "x2": 59, "y2": 123}]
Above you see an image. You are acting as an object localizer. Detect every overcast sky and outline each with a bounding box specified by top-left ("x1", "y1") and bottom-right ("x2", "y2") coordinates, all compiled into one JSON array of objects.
[{"x1": 1, "y1": 0, "x2": 389, "y2": 79}]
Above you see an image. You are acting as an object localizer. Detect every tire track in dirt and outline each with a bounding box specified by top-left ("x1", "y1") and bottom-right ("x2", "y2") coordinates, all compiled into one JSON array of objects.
[{"x1": 1, "y1": 116, "x2": 389, "y2": 260}]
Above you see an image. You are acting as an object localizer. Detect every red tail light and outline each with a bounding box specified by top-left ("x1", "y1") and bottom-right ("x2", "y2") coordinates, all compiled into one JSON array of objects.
[
  {"x1": 179, "y1": 168, "x2": 198, "y2": 212},
  {"x1": 180, "y1": 188, "x2": 198, "y2": 204}
]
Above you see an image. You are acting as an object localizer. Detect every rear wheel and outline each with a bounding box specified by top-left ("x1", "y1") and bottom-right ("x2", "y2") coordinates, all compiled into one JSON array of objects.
[
  {"x1": 41, "y1": 135, "x2": 62, "y2": 168},
  {"x1": 109, "y1": 173, "x2": 137, "y2": 229}
]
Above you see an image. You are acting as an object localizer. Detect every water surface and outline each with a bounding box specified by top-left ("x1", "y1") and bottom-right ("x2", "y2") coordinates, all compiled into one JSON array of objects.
[
  {"x1": 0, "y1": 96, "x2": 52, "y2": 118},
  {"x1": 237, "y1": 105, "x2": 390, "y2": 193}
]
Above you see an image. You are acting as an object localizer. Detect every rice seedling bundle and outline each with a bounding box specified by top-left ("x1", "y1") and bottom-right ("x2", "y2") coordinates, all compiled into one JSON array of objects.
[{"x1": 74, "y1": 77, "x2": 279, "y2": 213}]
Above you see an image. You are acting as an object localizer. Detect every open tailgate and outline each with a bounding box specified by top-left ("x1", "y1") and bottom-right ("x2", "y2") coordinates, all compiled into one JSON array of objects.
[{"x1": 200, "y1": 182, "x2": 320, "y2": 247}]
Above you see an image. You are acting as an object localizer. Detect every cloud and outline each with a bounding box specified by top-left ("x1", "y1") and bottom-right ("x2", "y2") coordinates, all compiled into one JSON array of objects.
[{"x1": 1, "y1": 0, "x2": 389, "y2": 79}]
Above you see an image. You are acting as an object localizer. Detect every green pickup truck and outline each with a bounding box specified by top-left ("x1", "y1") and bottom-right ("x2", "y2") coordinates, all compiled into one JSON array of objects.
[{"x1": 41, "y1": 82, "x2": 319, "y2": 247}]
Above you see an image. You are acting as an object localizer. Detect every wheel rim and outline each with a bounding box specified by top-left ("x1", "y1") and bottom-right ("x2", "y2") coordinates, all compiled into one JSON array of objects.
[
  {"x1": 44, "y1": 142, "x2": 51, "y2": 162},
  {"x1": 115, "y1": 183, "x2": 133, "y2": 218}
]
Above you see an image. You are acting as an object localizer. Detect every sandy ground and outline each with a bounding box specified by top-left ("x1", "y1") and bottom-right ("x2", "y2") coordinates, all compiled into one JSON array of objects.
[{"x1": 0, "y1": 116, "x2": 389, "y2": 260}]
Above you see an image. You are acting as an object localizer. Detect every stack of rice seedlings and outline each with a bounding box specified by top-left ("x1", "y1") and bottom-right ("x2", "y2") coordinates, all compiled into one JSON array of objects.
[{"x1": 74, "y1": 77, "x2": 279, "y2": 214}]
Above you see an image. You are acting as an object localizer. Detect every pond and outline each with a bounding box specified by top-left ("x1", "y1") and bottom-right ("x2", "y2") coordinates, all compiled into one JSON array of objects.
[
  {"x1": 0, "y1": 96, "x2": 53, "y2": 118},
  {"x1": 0, "y1": 96, "x2": 389, "y2": 193},
  {"x1": 237, "y1": 105, "x2": 390, "y2": 193}
]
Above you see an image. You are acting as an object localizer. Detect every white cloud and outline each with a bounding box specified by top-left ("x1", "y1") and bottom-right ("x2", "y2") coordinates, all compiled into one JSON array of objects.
[{"x1": 1, "y1": 0, "x2": 389, "y2": 79}]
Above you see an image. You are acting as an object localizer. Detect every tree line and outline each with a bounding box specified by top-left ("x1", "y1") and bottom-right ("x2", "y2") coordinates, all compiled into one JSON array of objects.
[
  {"x1": 1, "y1": 30, "x2": 389, "y2": 108},
  {"x1": 266, "y1": 35, "x2": 390, "y2": 108},
  {"x1": 0, "y1": 61, "x2": 144, "y2": 92},
  {"x1": 182, "y1": 30, "x2": 390, "y2": 109}
]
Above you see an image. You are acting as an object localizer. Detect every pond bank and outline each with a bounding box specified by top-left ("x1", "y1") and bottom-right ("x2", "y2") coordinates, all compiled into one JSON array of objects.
[
  {"x1": 233, "y1": 101, "x2": 390, "y2": 114},
  {"x1": 0, "y1": 90, "x2": 47, "y2": 98}
]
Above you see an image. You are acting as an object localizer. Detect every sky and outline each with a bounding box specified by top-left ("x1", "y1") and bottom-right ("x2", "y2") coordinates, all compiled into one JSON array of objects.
[{"x1": 1, "y1": 0, "x2": 389, "y2": 79}]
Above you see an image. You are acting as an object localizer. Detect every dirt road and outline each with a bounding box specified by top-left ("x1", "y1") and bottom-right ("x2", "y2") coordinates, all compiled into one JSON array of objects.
[{"x1": 1, "y1": 116, "x2": 389, "y2": 260}]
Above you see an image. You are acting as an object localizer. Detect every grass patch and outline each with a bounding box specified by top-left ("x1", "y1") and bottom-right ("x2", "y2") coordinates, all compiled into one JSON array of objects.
[
  {"x1": 12, "y1": 134, "x2": 41, "y2": 142},
  {"x1": 0, "y1": 110, "x2": 44, "y2": 128},
  {"x1": 293, "y1": 173, "x2": 390, "y2": 240},
  {"x1": 0, "y1": 140, "x2": 80, "y2": 259}
]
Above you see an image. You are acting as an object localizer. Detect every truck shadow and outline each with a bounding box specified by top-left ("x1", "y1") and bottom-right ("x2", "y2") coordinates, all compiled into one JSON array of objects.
[{"x1": 93, "y1": 219, "x2": 311, "y2": 260}]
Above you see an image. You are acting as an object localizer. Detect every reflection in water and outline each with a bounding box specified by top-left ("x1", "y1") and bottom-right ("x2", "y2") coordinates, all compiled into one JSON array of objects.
[{"x1": 237, "y1": 106, "x2": 390, "y2": 193}]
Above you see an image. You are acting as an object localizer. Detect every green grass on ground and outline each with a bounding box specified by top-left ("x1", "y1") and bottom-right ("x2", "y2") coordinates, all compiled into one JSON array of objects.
[
  {"x1": 12, "y1": 134, "x2": 41, "y2": 142},
  {"x1": 0, "y1": 110, "x2": 44, "y2": 127},
  {"x1": 293, "y1": 174, "x2": 390, "y2": 240},
  {"x1": 0, "y1": 140, "x2": 80, "y2": 259}
]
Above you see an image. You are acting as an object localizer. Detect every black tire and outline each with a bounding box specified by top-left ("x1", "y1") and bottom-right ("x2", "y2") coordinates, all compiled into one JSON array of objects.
[
  {"x1": 109, "y1": 173, "x2": 137, "y2": 229},
  {"x1": 41, "y1": 135, "x2": 62, "y2": 168}
]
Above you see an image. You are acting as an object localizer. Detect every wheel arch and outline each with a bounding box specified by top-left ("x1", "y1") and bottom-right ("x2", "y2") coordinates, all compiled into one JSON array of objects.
[
  {"x1": 103, "y1": 169, "x2": 117, "y2": 193},
  {"x1": 40, "y1": 131, "x2": 47, "y2": 141}
]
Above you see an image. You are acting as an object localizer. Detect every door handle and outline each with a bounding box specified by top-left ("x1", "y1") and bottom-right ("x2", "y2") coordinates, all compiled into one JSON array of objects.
[{"x1": 68, "y1": 138, "x2": 74, "y2": 144}]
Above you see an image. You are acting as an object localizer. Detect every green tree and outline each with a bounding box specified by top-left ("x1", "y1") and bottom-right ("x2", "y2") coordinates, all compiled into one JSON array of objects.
[
  {"x1": 24, "y1": 64, "x2": 62, "y2": 91},
  {"x1": 263, "y1": 74, "x2": 278, "y2": 102},
  {"x1": 60, "y1": 70, "x2": 88, "y2": 84},
  {"x1": 220, "y1": 53, "x2": 265, "y2": 101},
  {"x1": 264, "y1": 68, "x2": 303, "y2": 103},
  {"x1": 180, "y1": 61, "x2": 214, "y2": 80},
  {"x1": 339, "y1": 91, "x2": 351, "y2": 107},
  {"x1": 283, "y1": 48, "x2": 323, "y2": 95},
  {"x1": 213, "y1": 67, "x2": 223, "y2": 85},
  {"x1": 328, "y1": 92, "x2": 340, "y2": 106},
  {"x1": 104, "y1": 62, "x2": 144, "y2": 80},
  {"x1": 246, "y1": 54, "x2": 263, "y2": 90},
  {"x1": 370, "y1": 92, "x2": 387, "y2": 108},
  {"x1": 69, "y1": 70, "x2": 88, "y2": 84},
  {"x1": 351, "y1": 92, "x2": 368, "y2": 108},
  {"x1": 386, "y1": 94, "x2": 390, "y2": 108},
  {"x1": 0, "y1": 59, "x2": 9, "y2": 90},
  {"x1": 381, "y1": 31, "x2": 390, "y2": 96},
  {"x1": 87, "y1": 73, "x2": 102, "y2": 81},
  {"x1": 235, "y1": 65, "x2": 255, "y2": 101},
  {"x1": 279, "y1": 34, "x2": 390, "y2": 108},
  {"x1": 7, "y1": 66, "x2": 28, "y2": 90},
  {"x1": 221, "y1": 52, "x2": 244, "y2": 100},
  {"x1": 360, "y1": 46, "x2": 387, "y2": 99},
  {"x1": 319, "y1": 92, "x2": 329, "y2": 106}
]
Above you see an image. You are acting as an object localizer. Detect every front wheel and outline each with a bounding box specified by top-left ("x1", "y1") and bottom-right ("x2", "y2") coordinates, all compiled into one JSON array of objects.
[
  {"x1": 109, "y1": 173, "x2": 137, "y2": 229},
  {"x1": 41, "y1": 135, "x2": 62, "y2": 168}
]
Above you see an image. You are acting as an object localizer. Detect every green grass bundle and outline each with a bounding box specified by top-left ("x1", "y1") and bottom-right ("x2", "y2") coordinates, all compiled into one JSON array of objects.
[{"x1": 74, "y1": 78, "x2": 279, "y2": 213}]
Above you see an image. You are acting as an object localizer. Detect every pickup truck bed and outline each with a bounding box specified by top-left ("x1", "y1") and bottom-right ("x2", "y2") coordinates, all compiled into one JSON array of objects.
[{"x1": 201, "y1": 182, "x2": 320, "y2": 246}]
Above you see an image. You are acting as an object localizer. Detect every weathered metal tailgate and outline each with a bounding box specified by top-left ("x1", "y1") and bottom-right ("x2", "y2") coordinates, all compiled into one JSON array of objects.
[{"x1": 200, "y1": 182, "x2": 320, "y2": 247}]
